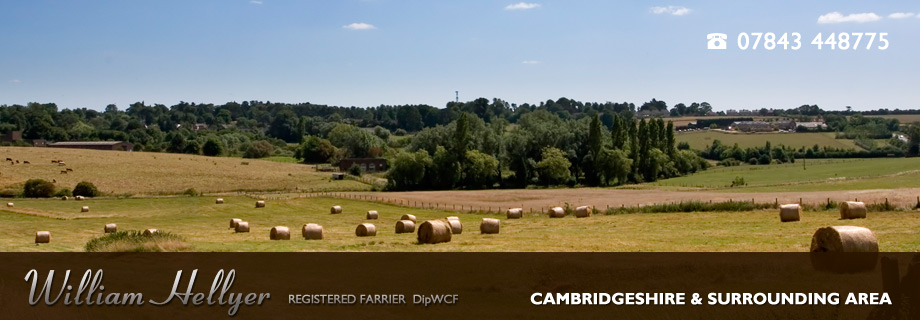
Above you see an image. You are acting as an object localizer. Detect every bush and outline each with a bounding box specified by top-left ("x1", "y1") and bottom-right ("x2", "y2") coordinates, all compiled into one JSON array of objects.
[
  {"x1": 730, "y1": 176, "x2": 746, "y2": 187},
  {"x1": 202, "y1": 138, "x2": 223, "y2": 156},
  {"x1": 394, "y1": 128, "x2": 408, "y2": 136},
  {"x1": 0, "y1": 189, "x2": 20, "y2": 198},
  {"x1": 23, "y1": 179, "x2": 56, "y2": 198},
  {"x1": 348, "y1": 164, "x2": 363, "y2": 176},
  {"x1": 183, "y1": 188, "x2": 199, "y2": 197},
  {"x1": 73, "y1": 181, "x2": 100, "y2": 197},
  {"x1": 54, "y1": 188, "x2": 72, "y2": 198},
  {"x1": 84, "y1": 231, "x2": 189, "y2": 252},
  {"x1": 244, "y1": 140, "x2": 274, "y2": 158}
]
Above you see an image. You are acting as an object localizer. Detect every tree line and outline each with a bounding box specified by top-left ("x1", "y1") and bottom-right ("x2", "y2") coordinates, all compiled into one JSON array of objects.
[{"x1": 385, "y1": 111, "x2": 709, "y2": 190}]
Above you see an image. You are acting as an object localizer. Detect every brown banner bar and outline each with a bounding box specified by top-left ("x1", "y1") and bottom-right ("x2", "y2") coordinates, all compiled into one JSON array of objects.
[{"x1": 1, "y1": 253, "x2": 917, "y2": 319}]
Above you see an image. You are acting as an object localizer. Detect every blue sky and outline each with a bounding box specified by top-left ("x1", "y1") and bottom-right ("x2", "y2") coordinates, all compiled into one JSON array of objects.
[{"x1": 1, "y1": 1, "x2": 918, "y2": 111}]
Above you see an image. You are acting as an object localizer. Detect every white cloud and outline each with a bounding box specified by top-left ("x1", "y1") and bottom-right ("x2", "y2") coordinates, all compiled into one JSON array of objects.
[
  {"x1": 817, "y1": 12, "x2": 881, "y2": 24},
  {"x1": 249, "y1": 0, "x2": 262, "y2": 4},
  {"x1": 888, "y1": 12, "x2": 915, "y2": 19},
  {"x1": 650, "y1": 6, "x2": 692, "y2": 16},
  {"x1": 521, "y1": 60, "x2": 541, "y2": 64},
  {"x1": 343, "y1": 22, "x2": 377, "y2": 30},
  {"x1": 505, "y1": 2, "x2": 540, "y2": 11},
  {"x1": 9, "y1": 79, "x2": 21, "y2": 83}
]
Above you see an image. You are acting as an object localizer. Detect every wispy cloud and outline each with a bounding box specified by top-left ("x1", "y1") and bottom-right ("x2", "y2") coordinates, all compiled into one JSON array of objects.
[
  {"x1": 505, "y1": 2, "x2": 540, "y2": 11},
  {"x1": 9, "y1": 79, "x2": 20, "y2": 83},
  {"x1": 817, "y1": 12, "x2": 881, "y2": 24},
  {"x1": 888, "y1": 12, "x2": 916, "y2": 19},
  {"x1": 521, "y1": 60, "x2": 541, "y2": 65},
  {"x1": 249, "y1": 0, "x2": 262, "y2": 4},
  {"x1": 343, "y1": 22, "x2": 377, "y2": 30},
  {"x1": 650, "y1": 6, "x2": 692, "y2": 16}
]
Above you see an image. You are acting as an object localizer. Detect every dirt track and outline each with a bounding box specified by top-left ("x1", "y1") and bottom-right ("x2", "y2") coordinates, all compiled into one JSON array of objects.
[{"x1": 355, "y1": 188, "x2": 920, "y2": 212}]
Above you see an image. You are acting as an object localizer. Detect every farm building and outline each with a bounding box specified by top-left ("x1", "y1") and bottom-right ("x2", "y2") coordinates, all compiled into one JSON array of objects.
[
  {"x1": 1, "y1": 131, "x2": 48, "y2": 146},
  {"x1": 48, "y1": 141, "x2": 134, "y2": 151},
  {"x1": 796, "y1": 122, "x2": 827, "y2": 131},
  {"x1": 730, "y1": 121, "x2": 773, "y2": 132},
  {"x1": 339, "y1": 158, "x2": 387, "y2": 173},
  {"x1": 1, "y1": 130, "x2": 23, "y2": 143}
]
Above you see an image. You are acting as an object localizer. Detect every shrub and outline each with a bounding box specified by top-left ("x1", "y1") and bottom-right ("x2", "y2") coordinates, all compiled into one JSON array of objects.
[
  {"x1": 0, "y1": 188, "x2": 20, "y2": 198},
  {"x1": 23, "y1": 179, "x2": 56, "y2": 198},
  {"x1": 348, "y1": 164, "x2": 363, "y2": 176},
  {"x1": 183, "y1": 188, "x2": 199, "y2": 197},
  {"x1": 394, "y1": 128, "x2": 408, "y2": 136},
  {"x1": 73, "y1": 181, "x2": 100, "y2": 197},
  {"x1": 85, "y1": 231, "x2": 189, "y2": 252},
  {"x1": 202, "y1": 138, "x2": 223, "y2": 156},
  {"x1": 244, "y1": 140, "x2": 274, "y2": 158},
  {"x1": 54, "y1": 188, "x2": 72, "y2": 198},
  {"x1": 730, "y1": 176, "x2": 746, "y2": 187}
]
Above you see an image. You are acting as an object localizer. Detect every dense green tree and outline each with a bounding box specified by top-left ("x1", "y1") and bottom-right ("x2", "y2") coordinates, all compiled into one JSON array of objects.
[
  {"x1": 24, "y1": 179, "x2": 56, "y2": 198},
  {"x1": 244, "y1": 140, "x2": 274, "y2": 158},
  {"x1": 535, "y1": 147, "x2": 572, "y2": 185},
  {"x1": 295, "y1": 135, "x2": 336, "y2": 163},
  {"x1": 202, "y1": 138, "x2": 223, "y2": 156}
]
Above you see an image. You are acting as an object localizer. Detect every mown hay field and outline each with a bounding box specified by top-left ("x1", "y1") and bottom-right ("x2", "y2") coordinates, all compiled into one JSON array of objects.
[
  {"x1": 654, "y1": 158, "x2": 920, "y2": 191},
  {"x1": 676, "y1": 131, "x2": 859, "y2": 150},
  {"x1": 0, "y1": 147, "x2": 368, "y2": 195},
  {"x1": 1, "y1": 196, "x2": 918, "y2": 252}
]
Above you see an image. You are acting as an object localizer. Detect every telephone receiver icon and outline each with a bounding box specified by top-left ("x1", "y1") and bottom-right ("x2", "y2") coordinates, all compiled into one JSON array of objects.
[{"x1": 707, "y1": 33, "x2": 727, "y2": 50}]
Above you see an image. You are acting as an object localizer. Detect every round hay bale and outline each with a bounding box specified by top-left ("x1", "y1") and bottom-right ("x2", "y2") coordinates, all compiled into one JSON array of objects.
[
  {"x1": 779, "y1": 204, "x2": 801, "y2": 222},
  {"x1": 395, "y1": 220, "x2": 416, "y2": 234},
  {"x1": 810, "y1": 226, "x2": 879, "y2": 273},
  {"x1": 840, "y1": 201, "x2": 867, "y2": 220},
  {"x1": 35, "y1": 231, "x2": 50, "y2": 244},
  {"x1": 6, "y1": 202, "x2": 13, "y2": 208},
  {"x1": 143, "y1": 229, "x2": 158, "y2": 236},
  {"x1": 230, "y1": 218, "x2": 242, "y2": 229},
  {"x1": 575, "y1": 206, "x2": 592, "y2": 218},
  {"x1": 356, "y1": 223, "x2": 376, "y2": 237},
  {"x1": 444, "y1": 217, "x2": 462, "y2": 234},
  {"x1": 235, "y1": 221, "x2": 250, "y2": 233},
  {"x1": 61, "y1": 196, "x2": 69, "y2": 201},
  {"x1": 75, "y1": 196, "x2": 84, "y2": 201},
  {"x1": 81, "y1": 206, "x2": 90, "y2": 213},
  {"x1": 366, "y1": 210, "x2": 378, "y2": 220},
  {"x1": 506, "y1": 208, "x2": 523, "y2": 219},
  {"x1": 480, "y1": 218, "x2": 500, "y2": 234},
  {"x1": 270, "y1": 226, "x2": 291, "y2": 240},
  {"x1": 302, "y1": 223, "x2": 324, "y2": 240},
  {"x1": 255, "y1": 200, "x2": 265, "y2": 208},
  {"x1": 215, "y1": 198, "x2": 224, "y2": 204},
  {"x1": 104, "y1": 223, "x2": 117, "y2": 233},
  {"x1": 400, "y1": 214, "x2": 417, "y2": 223},
  {"x1": 417, "y1": 220, "x2": 452, "y2": 244},
  {"x1": 331, "y1": 205, "x2": 343, "y2": 214},
  {"x1": 549, "y1": 207, "x2": 565, "y2": 218}
]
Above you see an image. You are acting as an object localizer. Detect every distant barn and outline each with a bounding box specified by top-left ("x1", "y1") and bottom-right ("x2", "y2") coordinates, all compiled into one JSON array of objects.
[
  {"x1": 48, "y1": 141, "x2": 134, "y2": 151},
  {"x1": 339, "y1": 158, "x2": 387, "y2": 173}
]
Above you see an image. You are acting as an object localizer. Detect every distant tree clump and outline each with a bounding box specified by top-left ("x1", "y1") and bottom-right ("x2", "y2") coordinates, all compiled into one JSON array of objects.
[
  {"x1": 244, "y1": 140, "x2": 274, "y2": 158},
  {"x1": 73, "y1": 181, "x2": 100, "y2": 197},
  {"x1": 24, "y1": 179, "x2": 56, "y2": 198}
]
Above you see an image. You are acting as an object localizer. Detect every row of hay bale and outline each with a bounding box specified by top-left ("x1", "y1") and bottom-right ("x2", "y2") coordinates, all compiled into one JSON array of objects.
[
  {"x1": 34, "y1": 223, "x2": 158, "y2": 244},
  {"x1": 505, "y1": 205, "x2": 593, "y2": 219},
  {"x1": 778, "y1": 201, "x2": 868, "y2": 222}
]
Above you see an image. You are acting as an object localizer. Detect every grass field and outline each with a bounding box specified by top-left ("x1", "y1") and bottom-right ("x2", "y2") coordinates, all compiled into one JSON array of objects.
[
  {"x1": 866, "y1": 114, "x2": 920, "y2": 124},
  {"x1": 676, "y1": 131, "x2": 859, "y2": 150},
  {"x1": 655, "y1": 158, "x2": 920, "y2": 191},
  {"x1": 1, "y1": 196, "x2": 918, "y2": 252},
  {"x1": 0, "y1": 147, "x2": 368, "y2": 195}
]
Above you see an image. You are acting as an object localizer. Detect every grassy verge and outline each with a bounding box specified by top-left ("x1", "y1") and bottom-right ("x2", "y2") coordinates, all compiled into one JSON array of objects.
[{"x1": 3, "y1": 196, "x2": 919, "y2": 252}]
